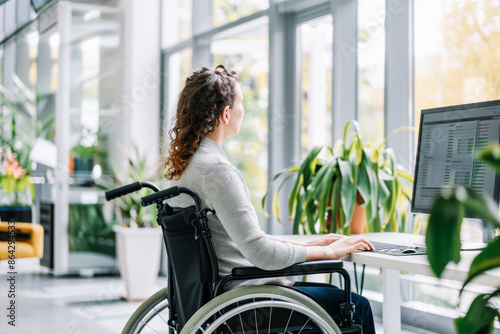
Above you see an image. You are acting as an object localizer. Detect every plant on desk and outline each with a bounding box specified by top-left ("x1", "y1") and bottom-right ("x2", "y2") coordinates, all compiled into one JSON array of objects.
[
  {"x1": 426, "y1": 143, "x2": 500, "y2": 334},
  {"x1": 264, "y1": 120, "x2": 414, "y2": 235}
]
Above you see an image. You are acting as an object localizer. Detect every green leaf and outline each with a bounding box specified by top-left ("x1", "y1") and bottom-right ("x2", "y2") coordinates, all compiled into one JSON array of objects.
[
  {"x1": 357, "y1": 155, "x2": 371, "y2": 205},
  {"x1": 292, "y1": 193, "x2": 305, "y2": 234},
  {"x1": 396, "y1": 169, "x2": 414, "y2": 183},
  {"x1": 479, "y1": 143, "x2": 500, "y2": 173},
  {"x1": 288, "y1": 174, "x2": 303, "y2": 220},
  {"x1": 338, "y1": 159, "x2": 356, "y2": 228},
  {"x1": 288, "y1": 147, "x2": 323, "y2": 217},
  {"x1": 426, "y1": 196, "x2": 463, "y2": 278},
  {"x1": 377, "y1": 170, "x2": 392, "y2": 203},
  {"x1": 455, "y1": 293, "x2": 498, "y2": 334},
  {"x1": 383, "y1": 148, "x2": 397, "y2": 176},
  {"x1": 333, "y1": 138, "x2": 343, "y2": 155},
  {"x1": 317, "y1": 165, "x2": 335, "y2": 233},
  {"x1": 306, "y1": 160, "x2": 334, "y2": 203},
  {"x1": 306, "y1": 200, "x2": 318, "y2": 234},
  {"x1": 329, "y1": 177, "x2": 342, "y2": 233},
  {"x1": 461, "y1": 188, "x2": 500, "y2": 229},
  {"x1": 399, "y1": 182, "x2": 413, "y2": 201},
  {"x1": 462, "y1": 237, "x2": 500, "y2": 291},
  {"x1": 303, "y1": 146, "x2": 324, "y2": 186},
  {"x1": 1, "y1": 177, "x2": 16, "y2": 195},
  {"x1": 365, "y1": 157, "x2": 380, "y2": 222},
  {"x1": 381, "y1": 178, "x2": 396, "y2": 231}
]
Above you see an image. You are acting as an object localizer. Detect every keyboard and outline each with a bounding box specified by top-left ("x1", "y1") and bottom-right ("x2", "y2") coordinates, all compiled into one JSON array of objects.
[{"x1": 368, "y1": 240, "x2": 427, "y2": 256}]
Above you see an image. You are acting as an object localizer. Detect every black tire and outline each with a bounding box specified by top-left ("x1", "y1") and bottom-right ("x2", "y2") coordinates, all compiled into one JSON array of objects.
[{"x1": 122, "y1": 287, "x2": 171, "y2": 334}]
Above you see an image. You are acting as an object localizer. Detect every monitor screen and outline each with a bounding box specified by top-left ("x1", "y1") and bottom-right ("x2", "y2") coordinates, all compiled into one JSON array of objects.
[{"x1": 412, "y1": 100, "x2": 500, "y2": 214}]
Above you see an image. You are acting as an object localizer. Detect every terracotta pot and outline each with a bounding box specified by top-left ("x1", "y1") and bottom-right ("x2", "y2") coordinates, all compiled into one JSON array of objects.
[
  {"x1": 350, "y1": 203, "x2": 366, "y2": 234},
  {"x1": 332, "y1": 192, "x2": 366, "y2": 234}
]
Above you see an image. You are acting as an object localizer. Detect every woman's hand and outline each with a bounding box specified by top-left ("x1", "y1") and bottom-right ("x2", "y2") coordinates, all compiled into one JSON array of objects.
[
  {"x1": 305, "y1": 235, "x2": 374, "y2": 261},
  {"x1": 306, "y1": 234, "x2": 344, "y2": 246}
]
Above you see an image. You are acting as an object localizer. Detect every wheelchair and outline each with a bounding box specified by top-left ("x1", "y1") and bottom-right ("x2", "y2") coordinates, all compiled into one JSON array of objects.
[{"x1": 105, "y1": 181, "x2": 363, "y2": 334}]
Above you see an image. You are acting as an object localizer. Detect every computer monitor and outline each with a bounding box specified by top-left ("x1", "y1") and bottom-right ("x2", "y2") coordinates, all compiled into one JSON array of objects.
[{"x1": 412, "y1": 100, "x2": 500, "y2": 216}]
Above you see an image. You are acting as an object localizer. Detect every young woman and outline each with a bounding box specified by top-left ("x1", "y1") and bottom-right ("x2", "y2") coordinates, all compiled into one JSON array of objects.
[{"x1": 165, "y1": 64, "x2": 376, "y2": 333}]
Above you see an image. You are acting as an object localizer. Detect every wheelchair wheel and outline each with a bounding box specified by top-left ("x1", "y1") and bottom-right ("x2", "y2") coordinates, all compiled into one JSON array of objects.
[
  {"x1": 180, "y1": 285, "x2": 342, "y2": 334},
  {"x1": 122, "y1": 287, "x2": 171, "y2": 334}
]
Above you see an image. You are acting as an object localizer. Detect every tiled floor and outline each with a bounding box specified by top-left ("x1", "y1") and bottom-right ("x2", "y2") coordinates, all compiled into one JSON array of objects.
[{"x1": 0, "y1": 261, "x2": 435, "y2": 334}]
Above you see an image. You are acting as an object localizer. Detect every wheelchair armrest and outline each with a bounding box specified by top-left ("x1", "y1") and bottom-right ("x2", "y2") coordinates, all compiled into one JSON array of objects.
[{"x1": 231, "y1": 260, "x2": 344, "y2": 278}]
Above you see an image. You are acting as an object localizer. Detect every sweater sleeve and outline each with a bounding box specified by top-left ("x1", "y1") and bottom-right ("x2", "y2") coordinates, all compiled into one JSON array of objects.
[{"x1": 202, "y1": 163, "x2": 307, "y2": 270}]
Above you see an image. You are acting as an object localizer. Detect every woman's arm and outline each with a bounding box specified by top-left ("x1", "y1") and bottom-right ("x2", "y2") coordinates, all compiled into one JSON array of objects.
[
  {"x1": 278, "y1": 234, "x2": 347, "y2": 247},
  {"x1": 305, "y1": 235, "x2": 374, "y2": 261}
]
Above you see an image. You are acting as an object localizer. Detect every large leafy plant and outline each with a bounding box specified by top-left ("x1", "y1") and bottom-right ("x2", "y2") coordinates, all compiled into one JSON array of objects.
[
  {"x1": 426, "y1": 143, "x2": 500, "y2": 334},
  {"x1": 264, "y1": 120, "x2": 414, "y2": 235}
]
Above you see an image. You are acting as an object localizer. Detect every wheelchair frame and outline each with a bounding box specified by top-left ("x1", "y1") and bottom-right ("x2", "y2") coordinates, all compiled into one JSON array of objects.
[{"x1": 105, "y1": 182, "x2": 362, "y2": 334}]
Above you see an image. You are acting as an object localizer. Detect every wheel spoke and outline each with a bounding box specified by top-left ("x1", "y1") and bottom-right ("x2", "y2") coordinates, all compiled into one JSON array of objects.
[
  {"x1": 139, "y1": 320, "x2": 160, "y2": 334},
  {"x1": 253, "y1": 298, "x2": 259, "y2": 334},
  {"x1": 267, "y1": 306, "x2": 272, "y2": 334},
  {"x1": 152, "y1": 306, "x2": 168, "y2": 325},
  {"x1": 237, "y1": 301, "x2": 245, "y2": 334},
  {"x1": 283, "y1": 310, "x2": 293, "y2": 333},
  {"x1": 297, "y1": 317, "x2": 311, "y2": 334}
]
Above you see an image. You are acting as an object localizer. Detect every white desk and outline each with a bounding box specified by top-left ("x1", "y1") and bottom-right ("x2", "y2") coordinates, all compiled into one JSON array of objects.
[{"x1": 281, "y1": 233, "x2": 500, "y2": 334}]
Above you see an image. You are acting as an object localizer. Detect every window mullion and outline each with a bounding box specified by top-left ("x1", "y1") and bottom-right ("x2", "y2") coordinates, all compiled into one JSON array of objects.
[{"x1": 331, "y1": 0, "x2": 357, "y2": 141}]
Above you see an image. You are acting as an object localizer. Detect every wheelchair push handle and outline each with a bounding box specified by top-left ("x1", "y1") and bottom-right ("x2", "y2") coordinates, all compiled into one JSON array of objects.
[
  {"x1": 105, "y1": 181, "x2": 160, "y2": 201},
  {"x1": 141, "y1": 186, "x2": 204, "y2": 211},
  {"x1": 141, "y1": 186, "x2": 180, "y2": 207}
]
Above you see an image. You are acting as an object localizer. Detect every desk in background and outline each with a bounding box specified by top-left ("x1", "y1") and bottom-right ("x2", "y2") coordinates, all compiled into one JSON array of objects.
[{"x1": 281, "y1": 233, "x2": 500, "y2": 334}]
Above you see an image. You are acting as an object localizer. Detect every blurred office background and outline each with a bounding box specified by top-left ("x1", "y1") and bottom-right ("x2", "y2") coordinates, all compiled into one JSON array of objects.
[{"x1": 0, "y1": 0, "x2": 499, "y2": 333}]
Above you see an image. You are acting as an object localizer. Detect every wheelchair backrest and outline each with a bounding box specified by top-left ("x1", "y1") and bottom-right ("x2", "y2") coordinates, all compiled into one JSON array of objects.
[{"x1": 158, "y1": 203, "x2": 217, "y2": 329}]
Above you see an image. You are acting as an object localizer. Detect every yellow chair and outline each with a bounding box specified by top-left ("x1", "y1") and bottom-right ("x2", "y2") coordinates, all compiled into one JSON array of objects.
[{"x1": 0, "y1": 222, "x2": 44, "y2": 260}]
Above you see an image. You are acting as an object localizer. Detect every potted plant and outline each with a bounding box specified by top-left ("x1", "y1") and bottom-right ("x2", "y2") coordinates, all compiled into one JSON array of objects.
[
  {"x1": 0, "y1": 74, "x2": 55, "y2": 222},
  {"x1": 426, "y1": 143, "x2": 500, "y2": 334},
  {"x1": 99, "y1": 147, "x2": 163, "y2": 300},
  {"x1": 0, "y1": 146, "x2": 35, "y2": 222},
  {"x1": 0, "y1": 74, "x2": 55, "y2": 174},
  {"x1": 264, "y1": 120, "x2": 414, "y2": 235}
]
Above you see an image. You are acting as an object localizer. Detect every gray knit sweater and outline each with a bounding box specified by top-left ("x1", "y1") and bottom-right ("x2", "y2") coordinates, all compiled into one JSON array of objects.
[{"x1": 168, "y1": 137, "x2": 307, "y2": 290}]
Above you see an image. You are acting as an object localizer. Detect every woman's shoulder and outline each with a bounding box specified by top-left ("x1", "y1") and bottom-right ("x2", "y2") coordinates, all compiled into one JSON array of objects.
[{"x1": 190, "y1": 147, "x2": 231, "y2": 171}]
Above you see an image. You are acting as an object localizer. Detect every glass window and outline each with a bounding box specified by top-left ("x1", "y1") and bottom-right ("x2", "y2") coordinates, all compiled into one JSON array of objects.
[
  {"x1": 0, "y1": 5, "x2": 5, "y2": 41},
  {"x1": 66, "y1": 9, "x2": 121, "y2": 176},
  {"x1": 15, "y1": 23, "x2": 39, "y2": 89},
  {"x1": 358, "y1": 0, "x2": 385, "y2": 140},
  {"x1": 27, "y1": 29, "x2": 39, "y2": 86},
  {"x1": 410, "y1": 0, "x2": 500, "y2": 323},
  {"x1": 415, "y1": 0, "x2": 500, "y2": 123},
  {"x1": 0, "y1": 46, "x2": 3, "y2": 85},
  {"x1": 162, "y1": 0, "x2": 192, "y2": 48},
  {"x1": 213, "y1": 0, "x2": 268, "y2": 27},
  {"x1": 211, "y1": 24, "x2": 269, "y2": 228},
  {"x1": 164, "y1": 48, "x2": 192, "y2": 145},
  {"x1": 414, "y1": 0, "x2": 498, "y2": 241},
  {"x1": 297, "y1": 15, "x2": 333, "y2": 155}
]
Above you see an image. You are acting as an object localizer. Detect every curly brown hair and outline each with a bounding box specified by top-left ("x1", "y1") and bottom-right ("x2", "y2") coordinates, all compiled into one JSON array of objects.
[{"x1": 164, "y1": 64, "x2": 239, "y2": 180}]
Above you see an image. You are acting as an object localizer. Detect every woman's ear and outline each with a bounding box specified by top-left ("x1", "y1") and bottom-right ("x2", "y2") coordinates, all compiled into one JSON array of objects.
[{"x1": 221, "y1": 105, "x2": 230, "y2": 125}]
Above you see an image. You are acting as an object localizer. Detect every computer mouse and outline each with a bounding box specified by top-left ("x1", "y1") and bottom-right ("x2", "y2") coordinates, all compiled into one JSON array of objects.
[{"x1": 401, "y1": 248, "x2": 416, "y2": 254}]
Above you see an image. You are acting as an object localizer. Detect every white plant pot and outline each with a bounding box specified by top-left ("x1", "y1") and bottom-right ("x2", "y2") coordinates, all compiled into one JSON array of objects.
[{"x1": 113, "y1": 225, "x2": 163, "y2": 300}]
